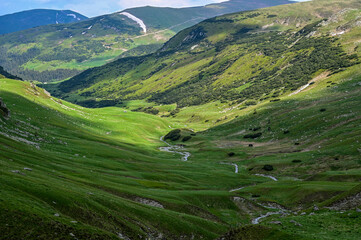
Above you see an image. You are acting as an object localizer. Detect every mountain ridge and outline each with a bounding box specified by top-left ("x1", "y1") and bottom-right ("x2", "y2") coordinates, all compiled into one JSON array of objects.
[
  {"x1": 0, "y1": 9, "x2": 88, "y2": 35},
  {"x1": 52, "y1": 0, "x2": 361, "y2": 108}
]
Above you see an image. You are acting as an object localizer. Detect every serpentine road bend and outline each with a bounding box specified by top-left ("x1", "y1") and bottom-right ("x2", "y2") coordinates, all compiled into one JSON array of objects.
[{"x1": 159, "y1": 136, "x2": 191, "y2": 161}]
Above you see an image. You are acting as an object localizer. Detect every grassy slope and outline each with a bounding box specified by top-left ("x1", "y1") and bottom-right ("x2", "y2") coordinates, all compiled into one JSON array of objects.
[
  {"x1": 1, "y1": 63, "x2": 361, "y2": 239},
  {"x1": 54, "y1": 0, "x2": 361, "y2": 108},
  {"x1": 0, "y1": 79, "x2": 251, "y2": 239}
]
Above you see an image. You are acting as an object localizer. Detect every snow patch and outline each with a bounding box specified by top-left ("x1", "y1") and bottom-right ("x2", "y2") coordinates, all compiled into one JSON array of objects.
[
  {"x1": 289, "y1": 83, "x2": 310, "y2": 96},
  {"x1": 120, "y1": 12, "x2": 147, "y2": 33},
  {"x1": 191, "y1": 44, "x2": 199, "y2": 50},
  {"x1": 67, "y1": 14, "x2": 77, "y2": 19}
]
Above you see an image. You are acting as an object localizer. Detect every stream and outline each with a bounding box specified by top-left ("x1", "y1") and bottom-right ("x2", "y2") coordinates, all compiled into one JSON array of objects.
[
  {"x1": 159, "y1": 136, "x2": 191, "y2": 161},
  {"x1": 220, "y1": 162, "x2": 239, "y2": 173}
]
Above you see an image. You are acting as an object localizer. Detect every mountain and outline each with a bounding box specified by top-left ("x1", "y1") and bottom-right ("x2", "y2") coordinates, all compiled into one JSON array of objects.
[
  {"x1": 0, "y1": 9, "x2": 88, "y2": 35},
  {"x1": 0, "y1": 0, "x2": 294, "y2": 82},
  {"x1": 53, "y1": 0, "x2": 361, "y2": 108}
]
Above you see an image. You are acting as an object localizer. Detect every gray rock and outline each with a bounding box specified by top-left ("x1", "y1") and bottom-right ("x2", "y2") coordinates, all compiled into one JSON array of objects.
[
  {"x1": 54, "y1": 213, "x2": 60, "y2": 217},
  {"x1": 356, "y1": 208, "x2": 361, "y2": 213},
  {"x1": 270, "y1": 221, "x2": 282, "y2": 225},
  {"x1": 290, "y1": 220, "x2": 302, "y2": 226},
  {"x1": 11, "y1": 170, "x2": 25, "y2": 175},
  {"x1": 24, "y1": 168, "x2": 32, "y2": 171},
  {"x1": 69, "y1": 233, "x2": 75, "y2": 237},
  {"x1": 313, "y1": 205, "x2": 319, "y2": 211}
]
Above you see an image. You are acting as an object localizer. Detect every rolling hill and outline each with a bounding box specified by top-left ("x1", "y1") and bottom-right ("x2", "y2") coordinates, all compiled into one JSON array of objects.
[
  {"x1": 0, "y1": 0, "x2": 294, "y2": 82},
  {"x1": 0, "y1": 9, "x2": 87, "y2": 35},
  {"x1": 1, "y1": 48, "x2": 361, "y2": 239}
]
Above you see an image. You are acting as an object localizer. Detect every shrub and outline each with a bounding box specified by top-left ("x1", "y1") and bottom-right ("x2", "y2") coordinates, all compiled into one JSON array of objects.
[
  {"x1": 292, "y1": 160, "x2": 302, "y2": 163},
  {"x1": 320, "y1": 108, "x2": 326, "y2": 112},
  {"x1": 263, "y1": 165, "x2": 274, "y2": 171},
  {"x1": 228, "y1": 152, "x2": 235, "y2": 157},
  {"x1": 182, "y1": 136, "x2": 192, "y2": 142},
  {"x1": 245, "y1": 100, "x2": 257, "y2": 106},
  {"x1": 244, "y1": 133, "x2": 262, "y2": 139},
  {"x1": 164, "y1": 129, "x2": 181, "y2": 141}
]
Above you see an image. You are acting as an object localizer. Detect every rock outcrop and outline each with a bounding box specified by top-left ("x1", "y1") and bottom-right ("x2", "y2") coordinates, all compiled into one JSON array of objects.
[{"x1": 0, "y1": 98, "x2": 10, "y2": 119}]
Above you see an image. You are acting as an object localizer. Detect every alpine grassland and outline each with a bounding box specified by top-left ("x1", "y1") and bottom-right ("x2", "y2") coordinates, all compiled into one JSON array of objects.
[{"x1": 0, "y1": 0, "x2": 361, "y2": 239}]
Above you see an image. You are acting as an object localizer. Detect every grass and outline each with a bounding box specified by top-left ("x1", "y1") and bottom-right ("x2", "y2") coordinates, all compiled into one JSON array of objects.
[{"x1": 1, "y1": 57, "x2": 361, "y2": 238}]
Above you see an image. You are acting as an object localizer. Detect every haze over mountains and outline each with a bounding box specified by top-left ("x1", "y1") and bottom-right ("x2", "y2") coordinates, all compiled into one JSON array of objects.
[
  {"x1": 0, "y1": 9, "x2": 88, "y2": 35},
  {"x1": 0, "y1": 0, "x2": 294, "y2": 82},
  {"x1": 1, "y1": 0, "x2": 361, "y2": 239}
]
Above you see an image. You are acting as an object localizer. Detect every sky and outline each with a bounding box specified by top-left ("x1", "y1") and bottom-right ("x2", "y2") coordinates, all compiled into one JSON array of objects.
[{"x1": 0, "y1": 0, "x2": 228, "y2": 17}]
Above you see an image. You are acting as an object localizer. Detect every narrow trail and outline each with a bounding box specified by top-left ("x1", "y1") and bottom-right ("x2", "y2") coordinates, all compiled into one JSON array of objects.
[{"x1": 159, "y1": 136, "x2": 190, "y2": 161}]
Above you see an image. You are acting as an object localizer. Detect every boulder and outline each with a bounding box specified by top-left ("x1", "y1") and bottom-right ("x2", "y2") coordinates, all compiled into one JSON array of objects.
[
  {"x1": 290, "y1": 220, "x2": 302, "y2": 226},
  {"x1": 270, "y1": 221, "x2": 282, "y2": 225}
]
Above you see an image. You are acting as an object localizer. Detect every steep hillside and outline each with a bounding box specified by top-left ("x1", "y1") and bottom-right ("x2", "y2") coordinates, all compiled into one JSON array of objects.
[
  {"x1": 54, "y1": 0, "x2": 361, "y2": 108},
  {"x1": 0, "y1": 9, "x2": 87, "y2": 35},
  {"x1": 0, "y1": 0, "x2": 294, "y2": 82}
]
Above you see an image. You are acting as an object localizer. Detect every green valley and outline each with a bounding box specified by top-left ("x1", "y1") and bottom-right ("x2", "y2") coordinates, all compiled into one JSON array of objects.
[{"x1": 0, "y1": 0, "x2": 361, "y2": 239}]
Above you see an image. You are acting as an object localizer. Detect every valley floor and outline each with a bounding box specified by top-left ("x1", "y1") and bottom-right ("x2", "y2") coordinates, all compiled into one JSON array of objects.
[{"x1": 1, "y1": 64, "x2": 361, "y2": 239}]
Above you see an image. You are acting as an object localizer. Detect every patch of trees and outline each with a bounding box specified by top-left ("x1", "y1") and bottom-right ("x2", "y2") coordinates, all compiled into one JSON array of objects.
[
  {"x1": 164, "y1": 129, "x2": 181, "y2": 141},
  {"x1": 75, "y1": 99, "x2": 122, "y2": 108},
  {"x1": 0, "y1": 66, "x2": 22, "y2": 80}
]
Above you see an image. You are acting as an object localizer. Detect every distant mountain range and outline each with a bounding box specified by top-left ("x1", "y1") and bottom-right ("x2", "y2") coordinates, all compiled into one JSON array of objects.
[
  {"x1": 0, "y1": 0, "x2": 294, "y2": 82},
  {"x1": 0, "y1": 9, "x2": 88, "y2": 35}
]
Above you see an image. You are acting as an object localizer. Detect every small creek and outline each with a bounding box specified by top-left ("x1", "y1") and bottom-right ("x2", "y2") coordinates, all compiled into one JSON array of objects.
[{"x1": 159, "y1": 136, "x2": 191, "y2": 161}]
